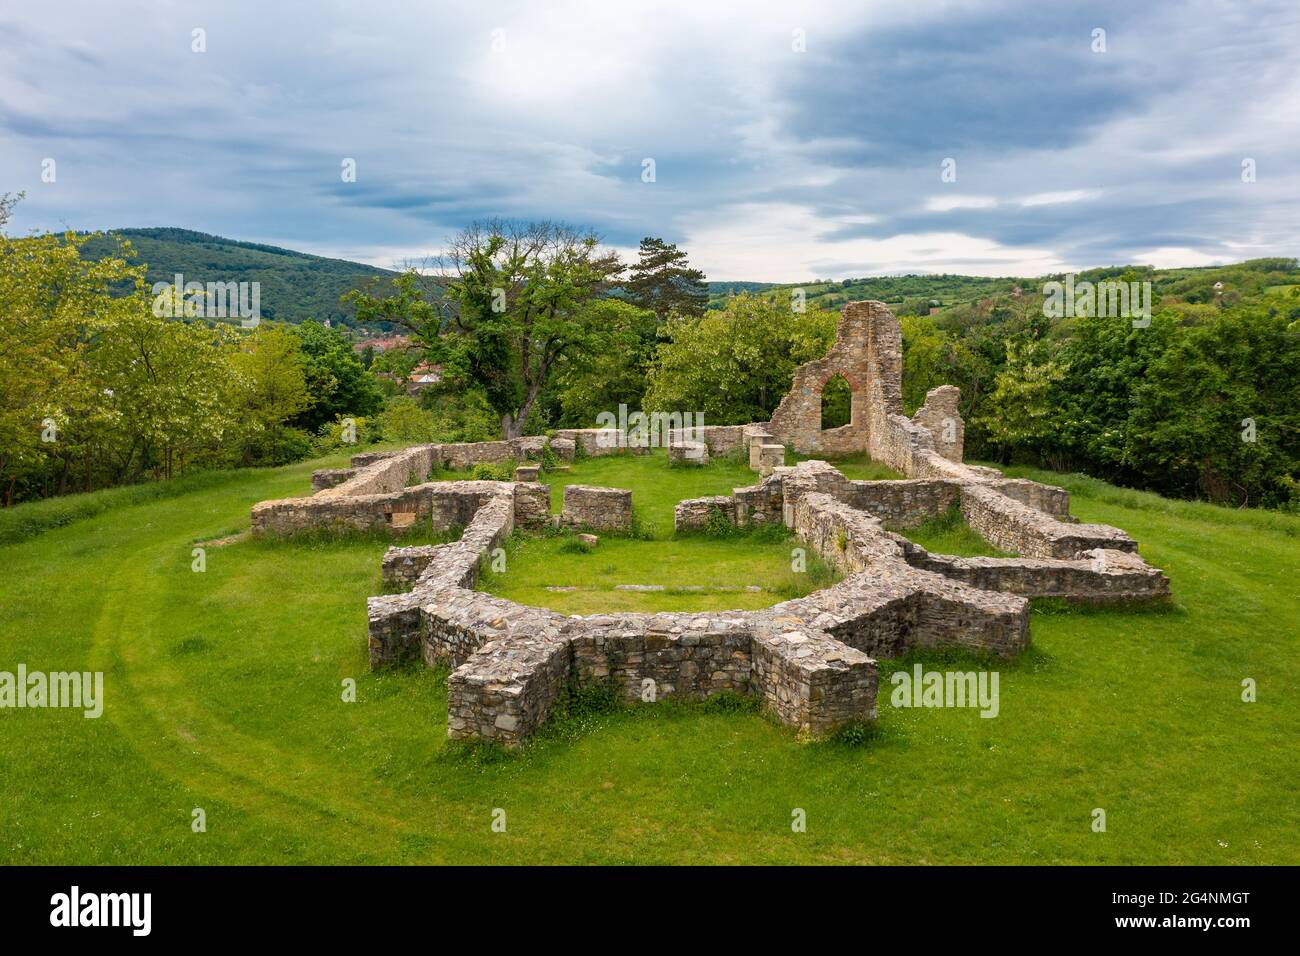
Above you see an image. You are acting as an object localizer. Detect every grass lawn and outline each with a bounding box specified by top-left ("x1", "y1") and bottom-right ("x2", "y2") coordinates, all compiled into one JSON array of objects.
[
  {"x1": 465, "y1": 450, "x2": 839, "y2": 614},
  {"x1": 0, "y1": 448, "x2": 1297, "y2": 864},
  {"x1": 898, "y1": 505, "x2": 1014, "y2": 557}
]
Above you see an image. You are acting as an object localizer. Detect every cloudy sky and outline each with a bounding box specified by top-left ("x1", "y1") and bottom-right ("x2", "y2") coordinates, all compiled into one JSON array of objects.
[{"x1": 2, "y1": 0, "x2": 1297, "y2": 280}]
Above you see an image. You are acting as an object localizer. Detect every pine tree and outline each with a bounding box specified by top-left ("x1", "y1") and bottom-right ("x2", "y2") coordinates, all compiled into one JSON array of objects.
[{"x1": 625, "y1": 237, "x2": 708, "y2": 324}]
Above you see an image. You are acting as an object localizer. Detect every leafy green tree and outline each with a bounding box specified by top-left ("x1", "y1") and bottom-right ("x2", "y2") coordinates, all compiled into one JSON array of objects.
[
  {"x1": 644, "y1": 291, "x2": 838, "y2": 423},
  {"x1": 1126, "y1": 307, "x2": 1300, "y2": 506},
  {"x1": 353, "y1": 221, "x2": 625, "y2": 438},
  {"x1": 227, "y1": 326, "x2": 311, "y2": 465},
  {"x1": 292, "y1": 320, "x2": 383, "y2": 431},
  {"x1": 624, "y1": 237, "x2": 708, "y2": 324},
  {"x1": 975, "y1": 340, "x2": 1067, "y2": 463},
  {"x1": 94, "y1": 310, "x2": 236, "y2": 481},
  {"x1": 553, "y1": 299, "x2": 658, "y2": 425},
  {"x1": 0, "y1": 229, "x2": 143, "y2": 501}
]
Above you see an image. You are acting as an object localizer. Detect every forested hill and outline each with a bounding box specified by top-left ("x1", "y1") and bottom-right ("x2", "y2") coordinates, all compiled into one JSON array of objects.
[{"x1": 79, "y1": 228, "x2": 397, "y2": 326}]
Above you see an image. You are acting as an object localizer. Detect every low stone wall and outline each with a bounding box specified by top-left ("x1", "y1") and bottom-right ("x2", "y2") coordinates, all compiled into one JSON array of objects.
[
  {"x1": 551, "y1": 428, "x2": 624, "y2": 457},
  {"x1": 665, "y1": 424, "x2": 753, "y2": 457},
  {"x1": 562, "y1": 485, "x2": 633, "y2": 532},
  {"x1": 252, "y1": 480, "x2": 549, "y2": 537},
  {"x1": 892, "y1": 536, "x2": 1170, "y2": 603},
  {"x1": 984, "y1": 478, "x2": 1072, "y2": 518},
  {"x1": 751, "y1": 623, "x2": 878, "y2": 736},
  {"x1": 668, "y1": 440, "x2": 709, "y2": 465},
  {"x1": 959, "y1": 483, "x2": 1133, "y2": 559},
  {"x1": 570, "y1": 613, "x2": 753, "y2": 702},
  {"x1": 311, "y1": 468, "x2": 356, "y2": 492},
  {"x1": 252, "y1": 438, "x2": 560, "y2": 537},
  {"x1": 674, "y1": 495, "x2": 736, "y2": 530},
  {"x1": 349, "y1": 453, "x2": 1164, "y2": 748},
  {"x1": 847, "y1": 478, "x2": 961, "y2": 529}
]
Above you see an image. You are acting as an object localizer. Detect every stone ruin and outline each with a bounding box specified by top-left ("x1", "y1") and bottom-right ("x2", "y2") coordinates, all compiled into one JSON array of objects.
[{"x1": 250, "y1": 300, "x2": 1168, "y2": 747}]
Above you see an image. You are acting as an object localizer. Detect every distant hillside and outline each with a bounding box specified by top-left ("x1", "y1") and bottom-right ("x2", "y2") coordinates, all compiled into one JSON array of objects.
[
  {"x1": 708, "y1": 274, "x2": 1021, "y2": 311},
  {"x1": 80, "y1": 228, "x2": 397, "y2": 326},
  {"x1": 709, "y1": 259, "x2": 1300, "y2": 315}
]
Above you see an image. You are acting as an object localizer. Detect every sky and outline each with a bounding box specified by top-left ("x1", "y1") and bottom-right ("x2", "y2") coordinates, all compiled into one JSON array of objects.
[{"x1": 2, "y1": 0, "x2": 1297, "y2": 281}]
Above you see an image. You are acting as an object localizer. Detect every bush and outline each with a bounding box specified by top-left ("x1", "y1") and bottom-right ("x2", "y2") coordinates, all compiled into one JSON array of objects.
[{"x1": 469, "y1": 462, "x2": 516, "y2": 482}]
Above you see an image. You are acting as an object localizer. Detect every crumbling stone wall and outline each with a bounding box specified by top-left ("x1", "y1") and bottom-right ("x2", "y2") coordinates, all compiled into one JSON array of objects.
[
  {"x1": 911, "y1": 385, "x2": 964, "y2": 463},
  {"x1": 665, "y1": 424, "x2": 753, "y2": 457},
  {"x1": 361, "y1": 457, "x2": 1164, "y2": 747},
  {"x1": 255, "y1": 438, "x2": 558, "y2": 537},
  {"x1": 958, "y1": 483, "x2": 1134, "y2": 559},
  {"x1": 561, "y1": 485, "x2": 633, "y2": 532}
]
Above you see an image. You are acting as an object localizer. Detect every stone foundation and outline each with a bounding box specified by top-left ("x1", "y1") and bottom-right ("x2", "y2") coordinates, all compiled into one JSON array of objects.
[
  {"x1": 252, "y1": 439, "x2": 559, "y2": 537},
  {"x1": 278, "y1": 299, "x2": 1168, "y2": 749}
]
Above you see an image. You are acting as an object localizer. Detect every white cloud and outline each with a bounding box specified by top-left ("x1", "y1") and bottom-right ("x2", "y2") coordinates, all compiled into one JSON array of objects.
[
  {"x1": 924, "y1": 195, "x2": 999, "y2": 212},
  {"x1": 683, "y1": 203, "x2": 1073, "y2": 280},
  {"x1": 1020, "y1": 189, "x2": 1100, "y2": 207},
  {"x1": 1131, "y1": 247, "x2": 1227, "y2": 269}
]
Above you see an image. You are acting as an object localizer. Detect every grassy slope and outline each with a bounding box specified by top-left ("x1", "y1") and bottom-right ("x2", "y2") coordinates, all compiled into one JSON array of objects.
[{"x1": 0, "y1": 452, "x2": 1296, "y2": 864}]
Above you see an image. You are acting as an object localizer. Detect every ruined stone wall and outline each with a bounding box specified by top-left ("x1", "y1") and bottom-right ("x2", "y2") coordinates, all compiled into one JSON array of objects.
[
  {"x1": 984, "y1": 479, "x2": 1072, "y2": 517},
  {"x1": 326, "y1": 395, "x2": 1167, "y2": 749},
  {"x1": 911, "y1": 385, "x2": 964, "y2": 463},
  {"x1": 751, "y1": 624, "x2": 878, "y2": 736},
  {"x1": 846, "y1": 479, "x2": 962, "y2": 529},
  {"x1": 673, "y1": 495, "x2": 736, "y2": 530},
  {"x1": 665, "y1": 424, "x2": 752, "y2": 456},
  {"x1": 767, "y1": 301, "x2": 903, "y2": 456},
  {"x1": 561, "y1": 485, "x2": 632, "y2": 532},
  {"x1": 252, "y1": 480, "x2": 548, "y2": 537},
  {"x1": 891, "y1": 536, "x2": 1169, "y2": 603},
  {"x1": 311, "y1": 468, "x2": 356, "y2": 492},
  {"x1": 254, "y1": 439, "x2": 559, "y2": 537},
  {"x1": 959, "y1": 483, "x2": 1134, "y2": 559},
  {"x1": 569, "y1": 614, "x2": 754, "y2": 702},
  {"x1": 551, "y1": 428, "x2": 624, "y2": 457}
]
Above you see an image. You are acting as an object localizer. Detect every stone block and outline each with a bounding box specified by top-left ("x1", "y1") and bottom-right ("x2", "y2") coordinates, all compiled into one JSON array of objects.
[{"x1": 561, "y1": 485, "x2": 633, "y2": 533}]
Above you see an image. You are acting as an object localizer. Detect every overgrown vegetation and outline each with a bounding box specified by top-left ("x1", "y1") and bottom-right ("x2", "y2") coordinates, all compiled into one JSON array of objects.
[{"x1": 8, "y1": 199, "x2": 1295, "y2": 512}]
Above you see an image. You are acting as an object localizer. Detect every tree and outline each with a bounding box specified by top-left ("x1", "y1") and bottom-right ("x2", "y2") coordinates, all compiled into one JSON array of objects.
[
  {"x1": 974, "y1": 340, "x2": 1067, "y2": 464},
  {"x1": 227, "y1": 326, "x2": 311, "y2": 464},
  {"x1": 291, "y1": 320, "x2": 383, "y2": 432},
  {"x1": 644, "y1": 291, "x2": 838, "y2": 423},
  {"x1": 0, "y1": 229, "x2": 143, "y2": 501},
  {"x1": 553, "y1": 299, "x2": 657, "y2": 425},
  {"x1": 1126, "y1": 307, "x2": 1300, "y2": 506},
  {"x1": 94, "y1": 310, "x2": 235, "y2": 481},
  {"x1": 624, "y1": 237, "x2": 708, "y2": 325},
  {"x1": 353, "y1": 220, "x2": 625, "y2": 438}
]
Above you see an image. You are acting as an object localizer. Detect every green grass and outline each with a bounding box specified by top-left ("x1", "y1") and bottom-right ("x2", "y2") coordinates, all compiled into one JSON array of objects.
[
  {"x1": 897, "y1": 505, "x2": 1013, "y2": 557},
  {"x1": 0, "y1": 449, "x2": 1297, "y2": 864},
  {"x1": 461, "y1": 450, "x2": 839, "y2": 613}
]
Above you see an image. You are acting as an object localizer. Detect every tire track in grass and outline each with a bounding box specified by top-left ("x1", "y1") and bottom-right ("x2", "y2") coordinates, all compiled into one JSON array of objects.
[{"x1": 88, "y1": 541, "x2": 440, "y2": 859}]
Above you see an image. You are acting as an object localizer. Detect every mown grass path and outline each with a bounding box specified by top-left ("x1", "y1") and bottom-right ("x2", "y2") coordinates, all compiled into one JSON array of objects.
[{"x1": 1, "y1": 451, "x2": 1296, "y2": 863}]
